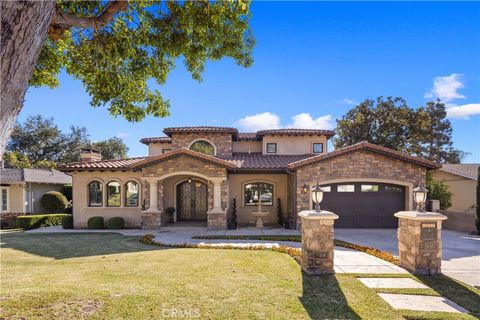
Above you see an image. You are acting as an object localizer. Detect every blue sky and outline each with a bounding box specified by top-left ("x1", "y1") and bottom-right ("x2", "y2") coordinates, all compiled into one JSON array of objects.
[{"x1": 21, "y1": 1, "x2": 480, "y2": 162}]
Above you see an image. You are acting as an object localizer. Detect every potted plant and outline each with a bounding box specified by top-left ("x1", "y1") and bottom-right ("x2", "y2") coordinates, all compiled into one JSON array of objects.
[{"x1": 166, "y1": 207, "x2": 175, "y2": 223}]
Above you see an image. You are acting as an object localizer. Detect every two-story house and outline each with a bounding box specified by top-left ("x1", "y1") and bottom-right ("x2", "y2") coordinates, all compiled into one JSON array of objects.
[{"x1": 59, "y1": 126, "x2": 439, "y2": 229}]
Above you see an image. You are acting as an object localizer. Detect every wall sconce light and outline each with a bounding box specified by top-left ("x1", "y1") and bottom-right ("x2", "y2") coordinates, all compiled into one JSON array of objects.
[
  {"x1": 188, "y1": 177, "x2": 192, "y2": 184},
  {"x1": 302, "y1": 184, "x2": 309, "y2": 194},
  {"x1": 413, "y1": 184, "x2": 428, "y2": 212}
]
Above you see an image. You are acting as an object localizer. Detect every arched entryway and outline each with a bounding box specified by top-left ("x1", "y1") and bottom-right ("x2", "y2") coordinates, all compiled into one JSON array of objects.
[{"x1": 176, "y1": 179, "x2": 208, "y2": 222}]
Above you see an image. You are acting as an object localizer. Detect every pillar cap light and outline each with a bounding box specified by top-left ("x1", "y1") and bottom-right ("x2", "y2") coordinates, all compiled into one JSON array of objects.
[
  {"x1": 311, "y1": 183, "x2": 324, "y2": 212},
  {"x1": 413, "y1": 184, "x2": 428, "y2": 212}
]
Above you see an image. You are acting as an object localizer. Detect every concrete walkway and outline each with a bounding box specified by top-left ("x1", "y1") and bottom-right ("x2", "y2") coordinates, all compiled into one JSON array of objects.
[
  {"x1": 335, "y1": 228, "x2": 480, "y2": 288},
  {"x1": 27, "y1": 226, "x2": 407, "y2": 274}
]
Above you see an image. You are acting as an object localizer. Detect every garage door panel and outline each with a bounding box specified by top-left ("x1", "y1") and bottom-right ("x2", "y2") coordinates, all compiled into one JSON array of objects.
[{"x1": 319, "y1": 182, "x2": 405, "y2": 228}]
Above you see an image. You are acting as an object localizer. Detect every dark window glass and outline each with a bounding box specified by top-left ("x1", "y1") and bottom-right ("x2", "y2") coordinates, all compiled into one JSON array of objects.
[
  {"x1": 313, "y1": 143, "x2": 324, "y2": 153},
  {"x1": 190, "y1": 140, "x2": 215, "y2": 155},
  {"x1": 107, "y1": 181, "x2": 121, "y2": 207},
  {"x1": 244, "y1": 183, "x2": 274, "y2": 206},
  {"x1": 125, "y1": 181, "x2": 139, "y2": 207},
  {"x1": 386, "y1": 186, "x2": 403, "y2": 192},
  {"x1": 266, "y1": 143, "x2": 277, "y2": 153},
  {"x1": 88, "y1": 181, "x2": 103, "y2": 207}
]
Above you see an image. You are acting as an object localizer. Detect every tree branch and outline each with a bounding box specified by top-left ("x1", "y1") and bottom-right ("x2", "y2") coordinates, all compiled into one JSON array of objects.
[{"x1": 51, "y1": 1, "x2": 128, "y2": 29}]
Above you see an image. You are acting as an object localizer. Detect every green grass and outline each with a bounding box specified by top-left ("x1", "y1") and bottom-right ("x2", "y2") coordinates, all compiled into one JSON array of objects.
[{"x1": 1, "y1": 231, "x2": 478, "y2": 319}]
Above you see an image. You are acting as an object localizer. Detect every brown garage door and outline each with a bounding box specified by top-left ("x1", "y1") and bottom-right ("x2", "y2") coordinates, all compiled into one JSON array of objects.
[{"x1": 317, "y1": 182, "x2": 405, "y2": 228}]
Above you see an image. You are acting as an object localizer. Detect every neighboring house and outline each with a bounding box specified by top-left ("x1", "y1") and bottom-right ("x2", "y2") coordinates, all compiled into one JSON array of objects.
[
  {"x1": 59, "y1": 126, "x2": 440, "y2": 229},
  {"x1": 0, "y1": 168, "x2": 72, "y2": 226},
  {"x1": 432, "y1": 164, "x2": 479, "y2": 213}
]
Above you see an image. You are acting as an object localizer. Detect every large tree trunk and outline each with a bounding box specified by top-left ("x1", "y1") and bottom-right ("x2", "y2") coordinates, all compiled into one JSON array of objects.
[{"x1": 0, "y1": 0, "x2": 56, "y2": 158}]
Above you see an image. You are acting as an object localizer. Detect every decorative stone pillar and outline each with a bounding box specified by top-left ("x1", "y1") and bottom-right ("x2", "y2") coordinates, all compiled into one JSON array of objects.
[
  {"x1": 298, "y1": 210, "x2": 339, "y2": 275},
  {"x1": 394, "y1": 211, "x2": 447, "y2": 275},
  {"x1": 207, "y1": 178, "x2": 227, "y2": 229},
  {"x1": 142, "y1": 179, "x2": 161, "y2": 230}
]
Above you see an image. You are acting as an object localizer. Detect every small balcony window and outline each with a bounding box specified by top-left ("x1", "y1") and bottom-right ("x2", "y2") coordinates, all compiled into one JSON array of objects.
[
  {"x1": 266, "y1": 143, "x2": 277, "y2": 154},
  {"x1": 313, "y1": 143, "x2": 324, "y2": 153}
]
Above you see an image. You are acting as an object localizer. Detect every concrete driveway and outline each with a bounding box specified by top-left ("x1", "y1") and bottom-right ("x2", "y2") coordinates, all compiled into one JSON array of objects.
[{"x1": 335, "y1": 228, "x2": 480, "y2": 288}]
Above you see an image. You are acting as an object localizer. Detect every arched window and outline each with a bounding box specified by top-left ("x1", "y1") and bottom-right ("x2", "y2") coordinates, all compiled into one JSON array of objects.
[
  {"x1": 88, "y1": 181, "x2": 103, "y2": 207},
  {"x1": 125, "y1": 181, "x2": 139, "y2": 207},
  {"x1": 244, "y1": 182, "x2": 274, "y2": 206},
  {"x1": 189, "y1": 140, "x2": 215, "y2": 155},
  {"x1": 107, "y1": 181, "x2": 121, "y2": 207}
]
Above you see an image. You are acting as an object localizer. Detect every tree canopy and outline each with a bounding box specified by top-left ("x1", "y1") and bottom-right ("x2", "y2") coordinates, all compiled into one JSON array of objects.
[
  {"x1": 32, "y1": 0, "x2": 254, "y2": 122},
  {"x1": 334, "y1": 97, "x2": 466, "y2": 163},
  {"x1": 4, "y1": 115, "x2": 128, "y2": 168}
]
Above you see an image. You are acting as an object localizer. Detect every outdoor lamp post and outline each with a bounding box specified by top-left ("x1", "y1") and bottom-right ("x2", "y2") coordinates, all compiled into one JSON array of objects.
[
  {"x1": 413, "y1": 184, "x2": 428, "y2": 212},
  {"x1": 311, "y1": 183, "x2": 324, "y2": 212}
]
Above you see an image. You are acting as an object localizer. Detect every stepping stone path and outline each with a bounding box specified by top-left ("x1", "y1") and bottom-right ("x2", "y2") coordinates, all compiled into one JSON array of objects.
[{"x1": 358, "y1": 277, "x2": 469, "y2": 314}]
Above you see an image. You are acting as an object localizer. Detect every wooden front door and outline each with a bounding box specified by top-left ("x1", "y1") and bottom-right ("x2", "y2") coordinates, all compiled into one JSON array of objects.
[{"x1": 176, "y1": 180, "x2": 208, "y2": 222}]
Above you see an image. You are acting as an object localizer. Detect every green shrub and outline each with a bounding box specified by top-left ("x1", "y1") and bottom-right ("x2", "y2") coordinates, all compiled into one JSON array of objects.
[
  {"x1": 41, "y1": 191, "x2": 68, "y2": 213},
  {"x1": 62, "y1": 215, "x2": 73, "y2": 229},
  {"x1": 16, "y1": 214, "x2": 69, "y2": 230},
  {"x1": 106, "y1": 217, "x2": 125, "y2": 229},
  {"x1": 87, "y1": 216, "x2": 104, "y2": 229},
  {"x1": 426, "y1": 171, "x2": 452, "y2": 210}
]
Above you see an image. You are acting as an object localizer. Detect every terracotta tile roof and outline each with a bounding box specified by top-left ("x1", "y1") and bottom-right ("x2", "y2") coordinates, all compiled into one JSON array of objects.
[
  {"x1": 440, "y1": 164, "x2": 479, "y2": 180},
  {"x1": 287, "y1": 141, "x2": 441, "y2": 170},
  {"x1": 130, "y1": 148, "x2": 237, "y2": 169},
  {"x1": 58, "y1": 157, "x2": 147, "y2": 171},
  {"x1": 139, "y1": 136, "x2": 172, "y2": 145},
  {"x1": 218, "y1": 153, "x2": 310, "y2": 169},
  {"x1": 163, "y1": 126, "x2": 238, "y2": 136},
  {"x1": 256, "y1": 129, "x2": 336, "y2": 137},
  {"x1": 236, "y1": 133, "x2": 261, "y2": 141}
]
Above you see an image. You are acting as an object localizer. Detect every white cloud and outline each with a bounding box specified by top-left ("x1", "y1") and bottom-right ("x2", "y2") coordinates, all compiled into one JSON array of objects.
[
  {"x1": 237, "y1": 112, "x2": 281, "y2": 131},
  {"x1": 237, "y1": 112, "x2": 334, "y2": 131},
  {"x1": 425, "y1": 74, "x2": 465, "y2": 103},
  {"x1": 116, "y1": 132, "x2": 130, "y2": 138},
  {"x1": 341, "y1": 98, "x2": 357, "y2": 105},
  {"x1": 287, "y1": 113, "x2": 334, "y2": 129},
  {"x1": 446, "y1": 103, "x2": 480, "y2": 119}
]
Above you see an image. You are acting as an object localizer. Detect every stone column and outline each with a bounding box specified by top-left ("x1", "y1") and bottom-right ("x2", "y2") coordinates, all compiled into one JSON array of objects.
[
  {"x1": 394, "y1": 211, "x2": 447, "y2": 275},
  {"x1": 298, "y1": 210, "x2": 339, "y2": 275},
  {"x1": 207, "y1": 178, "x2": 227, "y2": 229},
  {"x1": 141, "y1": 179, "x2": 161, "y2": 230}
]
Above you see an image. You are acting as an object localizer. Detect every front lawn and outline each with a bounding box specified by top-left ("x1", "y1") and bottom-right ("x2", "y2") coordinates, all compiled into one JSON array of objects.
[{"x1": 0, "y1": 230, "x2": 478, "y2": 319}]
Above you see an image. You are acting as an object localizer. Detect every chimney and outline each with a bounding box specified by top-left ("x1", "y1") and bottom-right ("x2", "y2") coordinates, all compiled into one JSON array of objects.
[{"x1": 80, "y1": 148, "x2": 102, "y2": 163}]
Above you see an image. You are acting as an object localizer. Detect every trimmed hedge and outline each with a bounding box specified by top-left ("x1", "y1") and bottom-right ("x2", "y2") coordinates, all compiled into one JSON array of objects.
[
  {"x1": 62, "y1": 215, "x2": 73, "y2": 229},
  {"x1": 41, "y1": 191, "x2": 68, "y2": 213},
  {"x1": 16, "y1": 214, "x2": 70, "y2": 230},
  {"x1": 87, "y1": 216, "x2": 104, "y2": 229},
  {"x1": 106, "y1": 217, "x2": 125, "y2": 229}
]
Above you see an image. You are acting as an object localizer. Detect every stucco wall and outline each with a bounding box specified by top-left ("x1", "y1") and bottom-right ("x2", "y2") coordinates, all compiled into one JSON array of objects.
[
  {"x1": 170, "y1": 133, "x2": 233, "y2": 156},
  {"x1": 432, "y1": 170, "x2": 477, "y2": 212},
  {"x1": 232, "y1": 141, "x2": 262, "y2": 153},
  {"x1": 72, "y1": 171, "x2": 144, "y2": 228},
  {"x1": 295, "y1": 150, "x2": 426, "y2": 214},
  {"x1": 148, "y1": 143, "x2": 173, "y2": 156},
  {"x1": 262, "y1": 135, "x2": 328, "y2": 155},
  {"x1": 227, "y1": 173, "x2": 288, "y2": 225}
]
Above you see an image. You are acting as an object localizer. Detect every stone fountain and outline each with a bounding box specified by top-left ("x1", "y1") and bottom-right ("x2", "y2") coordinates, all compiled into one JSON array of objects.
[{"x1": 250, "y1": 200, "x2": 270, "y2": 228}]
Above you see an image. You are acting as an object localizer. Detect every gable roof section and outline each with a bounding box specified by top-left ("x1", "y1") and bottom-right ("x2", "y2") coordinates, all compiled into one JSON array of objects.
[
  {"x1": 130, "y1": 148, "x2": 237, "y2": 170},
  {"x1": 58, "y1": 157, "x2": 147, "y2": 171},
  {"x1": 287, "y1": 141, "x2": 441, "y2": 170},
  {"x1": 1, "y1": 168, "x2": 71, "y2": 184},
  {"x1": 439, "y1": 164, "x2": 479, "y2": 180},
  {"x1": 163, "y1": 126, "x2": 238, "y2": 137},
  {"x1": 139, "y1": 136, "x2": 172, "y2": 145},
  {"x1": 257, "y1": 129, "x2": 336, "y2": 137}
]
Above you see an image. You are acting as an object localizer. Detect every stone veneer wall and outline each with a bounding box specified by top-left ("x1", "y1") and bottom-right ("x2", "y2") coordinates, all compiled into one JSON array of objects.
[
  {"x1": 295, "y1": 150, "x2": 427, "y2": 214},
  {"x1": 170, "y1": 133, "x2": 233, "y2": 156},
  {"x1": 142, "y1": 155, "x2": 228, "y2": 212}
]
